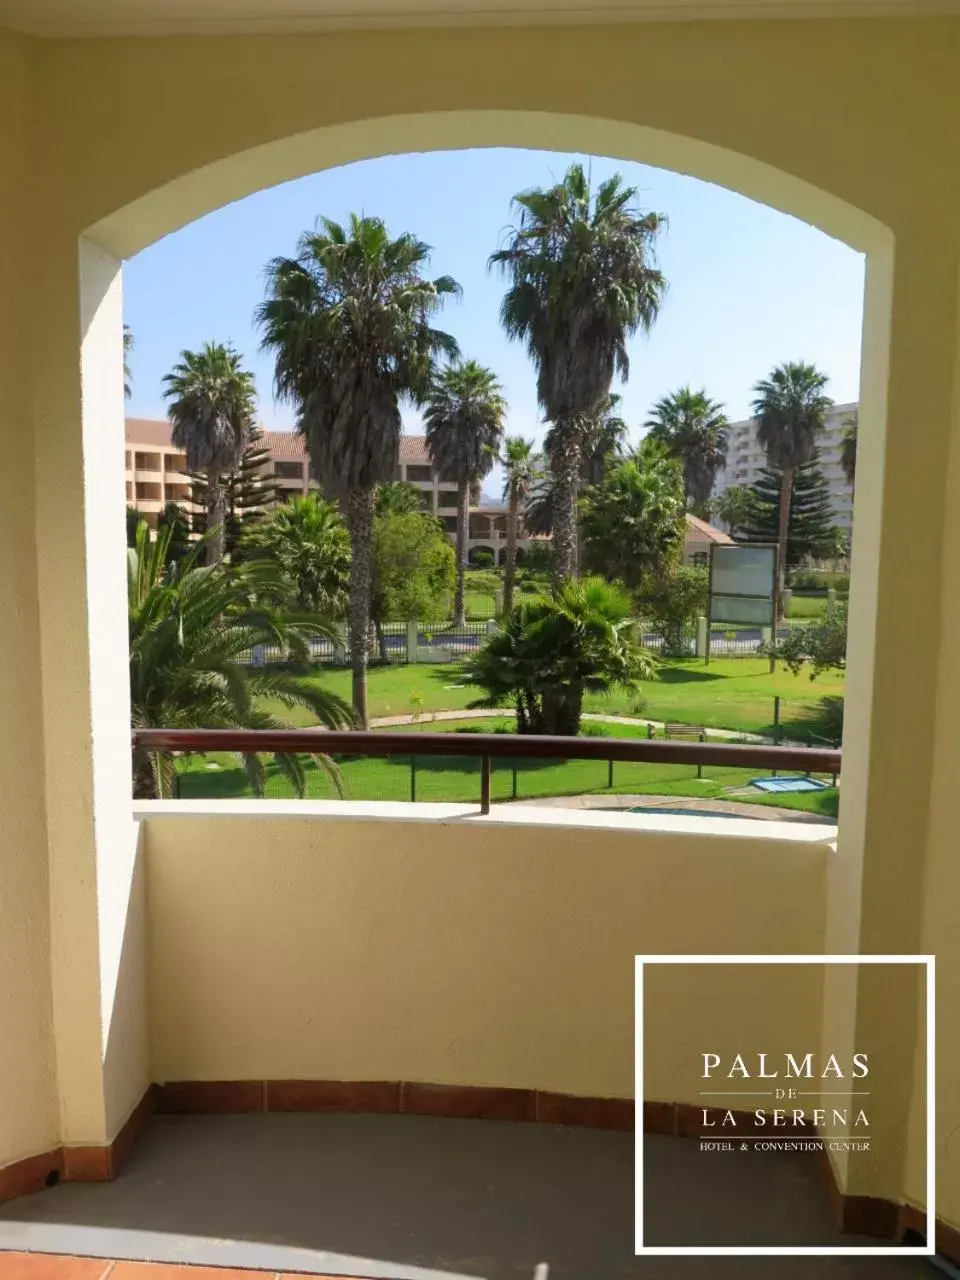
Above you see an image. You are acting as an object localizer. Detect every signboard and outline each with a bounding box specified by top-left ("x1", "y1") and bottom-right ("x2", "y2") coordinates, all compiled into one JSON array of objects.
[{"x1": 707, "y1": 544, "x2": 777, "y2": 653}]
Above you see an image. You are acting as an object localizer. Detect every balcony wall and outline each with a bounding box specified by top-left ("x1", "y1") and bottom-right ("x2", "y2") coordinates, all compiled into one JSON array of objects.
[{"x1": 141, "y1": 805, "x2": 829, "y2": 1100}]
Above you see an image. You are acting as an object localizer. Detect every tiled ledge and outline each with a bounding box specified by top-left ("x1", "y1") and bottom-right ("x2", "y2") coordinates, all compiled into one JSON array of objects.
[{"x1": 134, "y1": 799, "x2": 837, "y2": 844}]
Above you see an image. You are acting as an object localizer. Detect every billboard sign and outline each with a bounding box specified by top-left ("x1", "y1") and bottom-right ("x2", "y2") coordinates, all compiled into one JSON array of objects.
[{"x1": 708, "y1": 544, "x2": 777, "y2": 628}]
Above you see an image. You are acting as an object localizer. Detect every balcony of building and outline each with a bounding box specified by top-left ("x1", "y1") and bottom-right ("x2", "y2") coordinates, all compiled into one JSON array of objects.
[{"x1": 1, "y1": 5, "x2": 958, "y2": 1275}]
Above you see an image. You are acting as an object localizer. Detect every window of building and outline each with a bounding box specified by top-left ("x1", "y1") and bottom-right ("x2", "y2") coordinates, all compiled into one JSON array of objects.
[
  {"x1": 405, "y1": 464, "x2": 434, "y2": 483},
  {"x1": 274, "y1": 461, "x2": 303, "y2": 479}
]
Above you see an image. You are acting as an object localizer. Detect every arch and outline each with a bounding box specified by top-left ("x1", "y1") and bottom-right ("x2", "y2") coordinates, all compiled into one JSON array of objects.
[
  {"x1": 86, "y1": 110, "x2": 890, "y2": 262},
  {"x1": 468, "y1": 545, "x2": 497, "y2": 568}
]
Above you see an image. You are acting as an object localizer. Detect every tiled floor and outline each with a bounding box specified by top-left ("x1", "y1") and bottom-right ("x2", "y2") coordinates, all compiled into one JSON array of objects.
[{"x1": 0, "y1": 1114, "x2": 940, "y2": 1279}]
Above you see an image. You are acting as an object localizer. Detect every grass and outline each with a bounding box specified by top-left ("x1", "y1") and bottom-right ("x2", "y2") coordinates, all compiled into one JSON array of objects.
[
  {"x1": 787, "y1": 594, "x2": 829, "y2": 620},
  {"x1": 259, "y1": 656, "x2": 844, "y2": 741},
  {"x1": 175, "y1": 714, "x2": 838, "y2": 817}
]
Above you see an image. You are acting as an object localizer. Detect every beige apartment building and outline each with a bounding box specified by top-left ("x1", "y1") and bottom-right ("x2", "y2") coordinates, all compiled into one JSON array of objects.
[{"x1": 125, "y1": 419, "x2": 542, "y2": 561}]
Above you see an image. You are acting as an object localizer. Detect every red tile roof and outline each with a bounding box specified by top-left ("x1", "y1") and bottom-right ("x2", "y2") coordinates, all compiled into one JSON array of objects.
[
  {"x1": 685, "y1": 513, "x2": 734, "y2": 545},
  {"x1": 126, "y1": 420, "x2": 431, "y2": 467}
]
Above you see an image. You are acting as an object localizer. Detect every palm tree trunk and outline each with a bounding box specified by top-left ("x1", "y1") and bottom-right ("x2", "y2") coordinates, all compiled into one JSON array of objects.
[
  {"x1": 503, "y1": 482, "x2": 519, "y2": 617},
  {"x1": 345, "y1": 487, "x2": 375, "y2": 729},
  {"x1": 776, "y1": 466, "x2": 793, "y2": 622},
  {"x1": 206, "y1": 466, "x2": 226, "y2": 565},
  {"x1": 453, "y1": 479, "x2": 469, "y2": 627},
  {"x1": 132, "y1": 750, "x2": 159, "y2": 800},
  {"x1": 551, "y1": 421, "x2": 581, "y2": 581}
]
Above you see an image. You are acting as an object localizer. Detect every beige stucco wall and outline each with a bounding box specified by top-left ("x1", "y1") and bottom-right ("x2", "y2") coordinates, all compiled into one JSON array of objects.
[
  {"x1": 144, "y1": 809, "x2": 828, "y2": 1098},
  {"x1": 0, "y1": 30, "x2": 60, "y2": 1171}
]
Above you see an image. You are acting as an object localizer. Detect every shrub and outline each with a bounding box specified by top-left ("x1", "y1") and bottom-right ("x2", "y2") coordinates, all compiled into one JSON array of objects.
[
  {"x1": 640, "y1": 566, "x2": 708, "y2": 657},
  {"x1": 774, "y1": 600, "x2": 848, "y2": 678}
]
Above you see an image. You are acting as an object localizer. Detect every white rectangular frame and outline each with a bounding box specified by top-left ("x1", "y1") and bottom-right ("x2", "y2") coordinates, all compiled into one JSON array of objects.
[{"x1": 634, "y1": 954, "x2": 935, "y2": 1257}]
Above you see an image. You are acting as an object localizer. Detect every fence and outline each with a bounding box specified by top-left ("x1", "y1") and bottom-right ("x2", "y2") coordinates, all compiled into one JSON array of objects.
[{"x1": 136, "y1": 727, "x2": 841, "y2": 816}]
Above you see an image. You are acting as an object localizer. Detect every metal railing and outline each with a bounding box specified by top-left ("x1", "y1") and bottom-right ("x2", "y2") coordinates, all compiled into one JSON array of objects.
[{"x1": 134, "y1": 728, "x2": 841, "y2": 816}]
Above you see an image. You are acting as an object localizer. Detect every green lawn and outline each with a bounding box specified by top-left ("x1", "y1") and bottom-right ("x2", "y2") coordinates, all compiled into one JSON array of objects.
[
  {"x1": 260, "y1": 656, "x2": 844, "y2": 740},
  {"x1": 176, "y1": 714, "x2": 838, "y2": 817},
  {"x1": 787, "y1": 594, "x2": 830, "y2": 620}
]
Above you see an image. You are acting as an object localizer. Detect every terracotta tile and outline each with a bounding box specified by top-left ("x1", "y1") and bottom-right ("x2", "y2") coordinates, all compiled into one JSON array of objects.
[
  {"x1": 62, "y1": 1147, "x2": 111, "y2": 1182},
  {"x1": 112, "y1": 1265, "x2": 269, "y2": 1278},
  {"x1": 0, "y1": 1149, "x2": 63, "y2": 1203},
  {"x1": 642, "y1": 1101, "x2": 675, "y2": 1135},
  {"x1": 536, "y1": 1092, "x2": 633, "y2": 1131},
  {"x1": 402, "y1": 1082, "x2": 536, "y2": 1123},
  {"x1": 155, "y1": 1081, "x2": 263, "y2": 1114},
  {"x1": 266, "y1": 1079, "x2": 399, "y2": 1114},
  {"x1": 841, "y1": 1193, "x2": 898, "y2": 1239},
  {"x1": 0, "y1": 1256, "x2": 110, "y2": 1279},
  {"x1": 110, "y1": 1086, "x2": 156, "y2": 1176}
]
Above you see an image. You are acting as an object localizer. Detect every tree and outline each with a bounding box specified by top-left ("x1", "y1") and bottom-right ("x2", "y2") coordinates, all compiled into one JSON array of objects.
[
  {"x1": 714, "y1": 484, "x2": 754, "y2": 539},
  {"x1": 645, "y1": 386, "x2": 729, "y2": 506},
  {"x1": 243, "y1": 494, "x2": 350, "y2": 616},
  {"x1": 751, "y1": 361, "x2": 833, "y2": 606},
  {"x1": 775, "y1": 599, "x2": 848, "y2": 679},
  {"x1": 424, "y1": 360, "x2": 506, "y2": 625},
  {"x1": 549, "y1": 392, "x2": 629, "y2": 489},
  {"x1": 123, "y1": 324, "x2": 134, "y2": 400},
  {"x1": 580, "y1": 455, "x2": 686, "y2": 591},
  {"x1": 126, "y1": 506, "x2": 142, "y2": 546},
  {"x1": 501, "y1": 436, "x2": 536, "y2": 616},
  {"x1": 641, "y1": 565, "x2": 709, "y2": 657},
  {"x1": 491, "y1": 164, "x2": 666, "y2": 579},
  {"x1": 156, "y1": 501, "x2": 191, "y2": 565},
  {"x1": 163, "y1": 341, "x2": 256, "y2": 565},
  {"x1": 841, "y1": 412, "x2": 858, "y2": 491},
  {"x1": 370, "y1": 510, "x2": 456, "y2": 658},
  {"x1": 462, "y1": 577, "x2": 654, "y2": 736},
  {"x1": 375, "y1": 480, "x2": 423, "y2": 516},
  {"x1": 128, "y1": 521, "x2": 354, "y2": 800},
  {"x1": 258, "y1": 214, "x2": 460, "y2": 727},
  {"x1": 741, "y1": 455, "x2": 840, "y2": 563},
  {"x1": 189, "y1": 427, "x2": 283, "y2": 559}
]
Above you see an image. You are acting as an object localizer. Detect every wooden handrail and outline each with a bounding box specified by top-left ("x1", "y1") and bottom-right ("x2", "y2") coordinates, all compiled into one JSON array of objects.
[{"x1": 134, "y1": 727, "x2": 841, "y2": 774}]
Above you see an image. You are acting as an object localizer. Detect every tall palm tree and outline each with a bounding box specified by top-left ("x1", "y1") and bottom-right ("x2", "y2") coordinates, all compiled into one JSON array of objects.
[
  {"x1": 128, "y1": 520, "x2": 354, "y2": 800},
  {"x1": 257, "y1": 214, "x2": 460, "y2": 726},
  {"x1": 491, "y1": 163, "x2": 666, "y2": 579},
  {"x1": 645, "y1": 386, "x2": 729, "y2": 506},
  {"x1": 424, "y1": 360, "x2": 506, "y2": 626},
  {"x1": 751, "y1": 361, "x2": 833, "y2": 608},
  {"x1": 841, "y1": 412, "x2": 858, "y2": 491},
  {"x1": 501, "y1": 436, "x2": 536, "y2": 616},
  {"x1": 163, "y1": 341, "x2": 256, "y2": 565},
  {"x1": 576, "y1": 394, "x2": 629, "y2": 489}
]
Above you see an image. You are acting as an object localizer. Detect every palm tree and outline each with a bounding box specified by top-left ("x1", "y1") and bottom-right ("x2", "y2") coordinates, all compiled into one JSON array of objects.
[
  {"x1": 491, "y1": 163, "x2": 666, "y2": 579},
  {"x1": 751, "y1": 362, "x2": 833, "y2": 608},
  {"x1": 257, "y1": 214, "x2": 460, "y2": 727},
  {"x1": 424, "y1": 360, "x2": 506, "y2": 626},
  {"x1": 128, "y1": 521, "x2": 354, "y2": 800},
  {"x1": 576, "y1": 394, "x2": 630, "y2": 489},
  {"x1": 645, "y1": 386, "x2": 729, "y2": 506},
  {"x1": 501, "y1": 436, "x2": 536, "y2": 615},
  {"x1": 123, "y1": 324, "x2": 134, "y2": 399},
  {"x1": 163, "y1": 341, "x2": 256, "y2": 565},
  {"x1": 714, "y1": 484, "x2": 754, "y2": 539},
  {"x1": 462, "y1": 576, "x2": 655, "y2": 736},
  {"x1": 841, "y1": 412, "x2": 858, "y2": 491},
  {"x1": 375, "y1": 480, "x2": 423, "y2": 516},
  {"x1": 243, "y1": 494, "x2": 351, "y2": 616}
]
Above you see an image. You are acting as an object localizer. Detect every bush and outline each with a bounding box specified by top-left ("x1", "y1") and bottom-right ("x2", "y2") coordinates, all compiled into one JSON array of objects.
[
  {"x1": 774, "y1": 600, "x2": 848, "y2": 678},
  {"x1": 640, "y1": 566, "x2": 708, "y2": 657},
  {"x1": 788, "y1": 569, "x2": 850, "y2": 594},
  {"x1": 469, "y1": 547, "x2": 496, "y2": 569}
]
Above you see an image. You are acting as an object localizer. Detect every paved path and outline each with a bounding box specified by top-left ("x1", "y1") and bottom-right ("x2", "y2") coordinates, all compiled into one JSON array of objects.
[
  {"x1": 369, "y1": 707, "x2": 770, "y2": 743},
  {"x1": 498, "y1": 792, "x2": 833, "y2": 824}
]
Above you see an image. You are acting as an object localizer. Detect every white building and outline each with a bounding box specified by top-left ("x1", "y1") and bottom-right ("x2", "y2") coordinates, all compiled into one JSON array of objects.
[{"x1": 713, "y1": 401, "x2": 857, "y2": 533}]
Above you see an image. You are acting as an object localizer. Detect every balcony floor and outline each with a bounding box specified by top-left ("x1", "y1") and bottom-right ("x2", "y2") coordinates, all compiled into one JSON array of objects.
[{"x1": 0, "y1": 1114, "x2": 937, "y2": 1278}]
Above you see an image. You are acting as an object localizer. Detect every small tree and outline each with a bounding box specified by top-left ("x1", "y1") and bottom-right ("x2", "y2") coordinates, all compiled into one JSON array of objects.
[
  {"x1": 461, "y1": 577, "x2": 654, "y2": 736},
  {"x1": 580, "y1": 455, "x2": 686, "y2": 591},
  {"x1": 775, "y1": 599, "x2": 848, "y2": 678},
  {"x1": 641, "y1": 565, "x2": 708, "y2": 657},
  {"x1": 714, "y1": 484, "x2": 754, "y2": 539},
  {"x1": 742, "y1": 454, "x2": 840, "y2": 564},
  {"x1": 243, "y1": 494, "x2": 350, "y2": 616},
  {"x1": 370, "y1": 510, "x2": 456, "y2": 659}
]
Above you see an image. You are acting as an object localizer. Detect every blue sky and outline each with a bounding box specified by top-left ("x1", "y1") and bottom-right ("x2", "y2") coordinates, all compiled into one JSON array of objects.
[{"x1": 125, "y1": 146, "x2": 865, "y2": 457}]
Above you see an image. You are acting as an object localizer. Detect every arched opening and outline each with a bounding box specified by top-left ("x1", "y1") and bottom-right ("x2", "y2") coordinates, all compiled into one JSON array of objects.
[{"x1": 67, "y1": 108, "x2": 923, "y2": 1262}]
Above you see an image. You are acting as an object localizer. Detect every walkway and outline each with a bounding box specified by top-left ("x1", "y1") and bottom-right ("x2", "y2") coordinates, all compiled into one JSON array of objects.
[{"x1": 369, "y1": 708, "x2": 769, "y2": 742}]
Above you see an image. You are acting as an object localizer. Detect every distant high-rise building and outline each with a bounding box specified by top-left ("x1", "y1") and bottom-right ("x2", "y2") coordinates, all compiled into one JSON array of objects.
[{"x1": 713, "y1": 401, "x2": 857, "y2": 534}]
